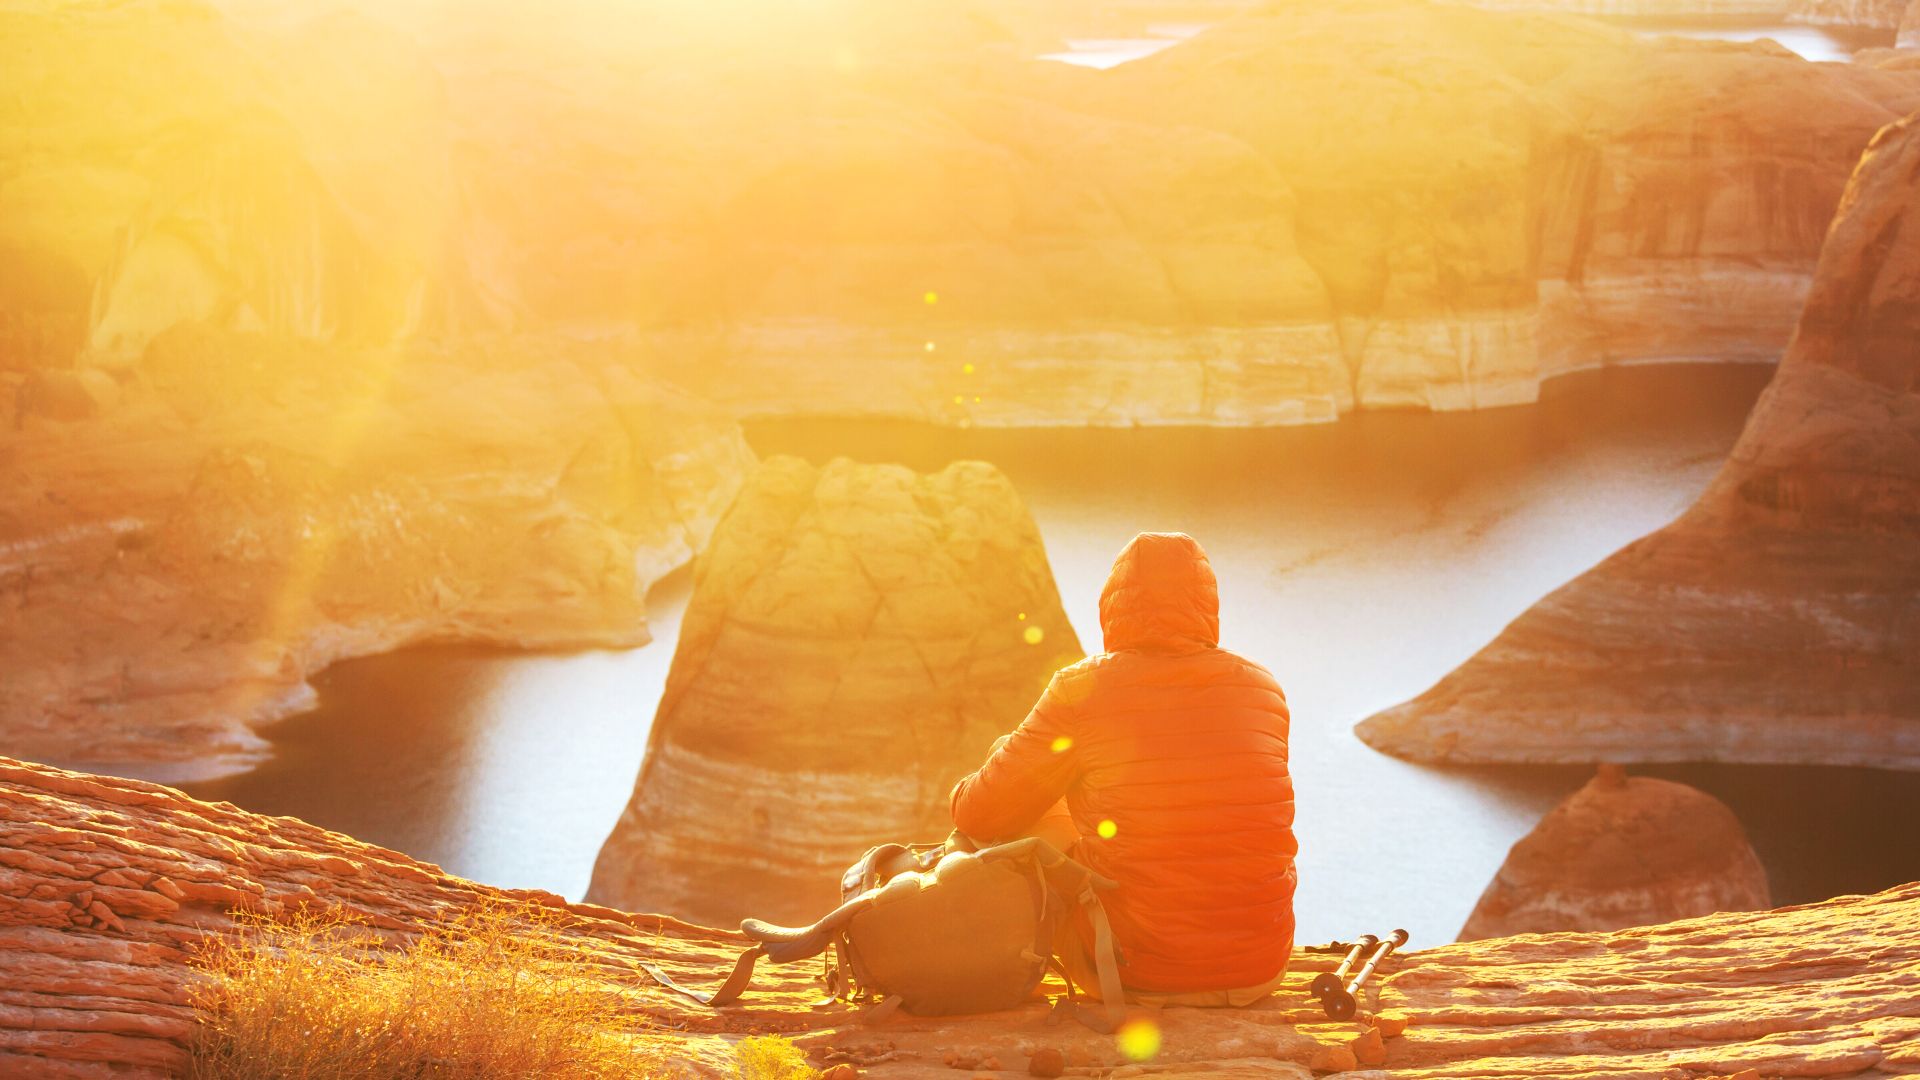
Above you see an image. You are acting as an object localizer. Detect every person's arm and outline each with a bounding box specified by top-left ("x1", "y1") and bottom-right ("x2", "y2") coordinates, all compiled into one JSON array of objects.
[{"x1": 949, "y1": 670, "x2": 1082, "y2": 843}]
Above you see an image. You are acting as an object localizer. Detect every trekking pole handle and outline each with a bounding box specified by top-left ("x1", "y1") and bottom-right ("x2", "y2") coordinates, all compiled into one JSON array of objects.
[
  {"x1": 1335, "y1": 935, "x2": 1376, "y2": 980},
  {"x1": 1310, "y1": 934, "x2": 1376, "y2": 1010},
  {"x1": 1345, "y1": 928, "x2": 1409, "y2": 997}
]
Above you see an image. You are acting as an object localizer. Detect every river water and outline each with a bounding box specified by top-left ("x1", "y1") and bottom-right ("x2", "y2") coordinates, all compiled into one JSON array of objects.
[{"x1": 184, "y1": 362, "x2": 1920, "y2": 948}]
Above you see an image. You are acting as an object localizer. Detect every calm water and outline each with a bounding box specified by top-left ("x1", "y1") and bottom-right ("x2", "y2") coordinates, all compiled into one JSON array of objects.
[
  {"x1": 183, "y1": 363, "x2": 1920, "y2": 947},
  {"x1": 1038, "y1": 17, "x2": 1888, "y2": 69}
]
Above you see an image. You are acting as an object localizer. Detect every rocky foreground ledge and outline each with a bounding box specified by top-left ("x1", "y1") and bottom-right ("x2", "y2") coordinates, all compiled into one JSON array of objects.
[{"x1": 2, "y1": 756, "x2": 1916, "y2": 1079}]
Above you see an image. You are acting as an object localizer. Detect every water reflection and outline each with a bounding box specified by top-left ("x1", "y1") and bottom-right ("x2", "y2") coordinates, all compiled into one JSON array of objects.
[{"x1": 192, "y1": 570, "x2": 693, "y2": 900}]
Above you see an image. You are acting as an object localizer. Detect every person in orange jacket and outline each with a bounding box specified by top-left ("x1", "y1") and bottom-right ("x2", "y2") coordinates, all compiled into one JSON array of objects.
[{"x1": 949, "y1": 532, "x2": 1296, "y2": 1006}]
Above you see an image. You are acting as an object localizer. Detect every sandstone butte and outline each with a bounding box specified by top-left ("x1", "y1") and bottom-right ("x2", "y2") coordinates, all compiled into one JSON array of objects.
[
  {"x1": 0, "y1": 330, "x2": 755, "y2": 782},
  {"x1": 1357, "y1": 110, "x2": 1920, "y2": 771},
  {"x1": 1459, "y1": 765, "x2": 1771, "y2": 941},
  {"x1": 1, "y1": 755, "x2": 1916, "y2": 1078},
  {"x1": 9, "y1": 0, "x2": 1920, "y2": 428},
  {"x1": 587, "y1": 456, "x2": 1083, "y2": 927}
]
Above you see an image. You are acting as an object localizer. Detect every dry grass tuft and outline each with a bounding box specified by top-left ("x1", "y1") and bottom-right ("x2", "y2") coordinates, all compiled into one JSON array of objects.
[
  {"x1": 732, "y1": 1035, "x2": 817, "y2": 1080},
  {"x1": 187, "y1": 900, "x2": 646, "y2": 1079}
]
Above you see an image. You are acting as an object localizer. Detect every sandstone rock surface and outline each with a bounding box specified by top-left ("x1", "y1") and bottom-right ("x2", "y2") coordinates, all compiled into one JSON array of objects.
[
  {"x1": 3, "y1": 756, "x2": 1917, "y2": 1079},
  {"x1": 0, "y1": 334, "x2": 754, "y2": 781},
  {"x1": 587, "y1": 456, "x2": 1082, "y2": 926},
  {"x1": 1358, "y1": 112, "x2": 1920, "y2": 770},
  {"x1": 1459, "y1": 765, "x2": 1771, "y2": 940}
]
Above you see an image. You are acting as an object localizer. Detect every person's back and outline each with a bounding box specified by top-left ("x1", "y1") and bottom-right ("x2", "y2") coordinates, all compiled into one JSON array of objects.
[{"x1": 949, "y1": 532, "x2": 1296, "y2": 999}]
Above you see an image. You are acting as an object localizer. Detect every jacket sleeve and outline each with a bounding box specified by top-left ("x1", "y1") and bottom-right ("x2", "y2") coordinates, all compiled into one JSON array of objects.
[{"x1": 949, "y1": 670, "x2": 1081, "y2": 844}]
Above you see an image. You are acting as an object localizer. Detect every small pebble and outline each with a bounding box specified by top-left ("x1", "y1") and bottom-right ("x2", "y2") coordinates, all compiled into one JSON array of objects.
[
  {"x1": 1310, "y1": 1044, "x2": 1359, "y2": 1072},
  {"x1": 1349, "y1": 1027, "x2": 1387, "y2": 1066},
  {"x1": 1027, "y1": 1047, "x2": 1065, "y2": 1077}
]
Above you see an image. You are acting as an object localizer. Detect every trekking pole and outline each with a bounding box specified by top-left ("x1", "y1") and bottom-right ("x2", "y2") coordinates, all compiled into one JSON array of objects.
[
  {"x1": 1343, "y1": 928, "x2": 1408, "y2": 1019},
  {"x1": 1309, "y1": 934, "x2": 1376, "y2": 1020}
]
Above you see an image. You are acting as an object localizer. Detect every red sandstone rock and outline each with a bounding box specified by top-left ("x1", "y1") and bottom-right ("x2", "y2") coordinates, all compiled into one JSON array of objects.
[
  {"x1": 1310, "y1": 1043, "x2": 1359, "y2": 1072},
  {"x1": 0, "y1": 756, "x2": 1916, "y2": 1078},
  {"x1": 1359, "y1": 112, "x2": 1920, "y2": 770},
  {"x1": 1460, "y1": 766, "x2": 1771, "y2": 940},
  {"x1": 1349, "y1": 1027, "x2": 1388, "y2": 1066},
  {"x1": 588, "y1": 455, "x2": 1082, "y2": 927},
  {"x1": 1027, "y1": 1047, "x2": 1065, "y2": 1077}
]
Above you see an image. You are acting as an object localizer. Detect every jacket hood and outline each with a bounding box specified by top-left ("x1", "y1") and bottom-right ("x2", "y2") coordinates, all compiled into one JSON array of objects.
[{"x1": 1098, "y1": 532, "x2": 1220, "y2": 653}]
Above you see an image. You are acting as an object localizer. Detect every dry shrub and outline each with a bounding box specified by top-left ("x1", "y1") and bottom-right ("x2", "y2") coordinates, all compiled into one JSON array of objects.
[
  {"x1": 732, "y1": 1035, "x2": 816, "y2": 1080},
  {"x1": 187, "y1": 900, "x2": 647, "y2": 1079}
]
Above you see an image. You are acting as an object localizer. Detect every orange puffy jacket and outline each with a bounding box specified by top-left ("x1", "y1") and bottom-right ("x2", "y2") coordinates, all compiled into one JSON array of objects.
[{"x1": 950, "y1": 532, "x2": 1296, "y2": 993}]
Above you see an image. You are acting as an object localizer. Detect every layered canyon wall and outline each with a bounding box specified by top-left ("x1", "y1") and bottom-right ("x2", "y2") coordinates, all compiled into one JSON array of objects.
[
  {"x1": 3, "y1": 756, "x2": 1917, "y2": 1078},
  {"x1": 10, "y1": 1, "x2": 1920, "y2": 427},
  {"x1": 587, "y1": 457, "x2": 1082, "y2": 926},
  {"x1": 1358, "y1": 111, "x2": 1920, "y2": 769}
]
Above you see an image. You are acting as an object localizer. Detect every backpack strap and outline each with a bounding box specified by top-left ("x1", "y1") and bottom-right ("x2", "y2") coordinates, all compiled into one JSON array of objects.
[
  {"x1": 641, "y1": 945, "x2": 764, "y2": 1007},
  {"x1": 1076, "y1": 882, "x2": 1127, "y2": 1034}
]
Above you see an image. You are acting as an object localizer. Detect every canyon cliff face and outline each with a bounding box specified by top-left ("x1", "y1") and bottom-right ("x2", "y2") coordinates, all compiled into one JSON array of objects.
[
  {"x1": 1358, "y1": 112, "x2": 1920, "y2": 769},
  {"x1": 10, "y1": 1, "x2": 1920, "y2": 429},
  {"x1": 587, "y1": 457, "x2": 1081, "y2": 927},
  {"x1": 0, "y1": 334, "x2": 755, "y2": 782},
  {"x1": 4, "y1": 756, "x2": 1917, "y2": 1078},
  {"x1": 1459, "y1": 766, "x2": 1770, "y2": 940}
]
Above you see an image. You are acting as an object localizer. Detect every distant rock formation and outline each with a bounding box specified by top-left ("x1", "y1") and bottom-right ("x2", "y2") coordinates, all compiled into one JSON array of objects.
[
  {"x1": 1357, "y1": 112, "x2": 1920, "y2": 769},
  {"x1": 588, "y1": 456, "x2": 1081, "y2": 927},
  {"x1": 0, "y1": 332, "x2": 754, "y2": 781},
  {"x1": 1459, "y1": 766, "x2": 1770, "y2": 940},
  {"x1": 9, "y1": 0, "x2": 1920, "y2": 426},
  {"x1": 3, "y1": 754, "x2": 1917, "y2": 1078},
  {"x1": 1791, "y1": 0, "x2": 1914, "y2": 28}
]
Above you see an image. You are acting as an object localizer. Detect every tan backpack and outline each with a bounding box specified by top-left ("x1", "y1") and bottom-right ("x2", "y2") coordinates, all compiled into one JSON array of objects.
[{"x1": 642, "y1": 837, "x2": 1126, "y2": 1029}]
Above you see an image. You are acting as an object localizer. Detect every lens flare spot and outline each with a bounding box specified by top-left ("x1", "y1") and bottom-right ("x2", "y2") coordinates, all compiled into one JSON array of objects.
[
  {"x1": 923, "y1": 291, "x2": 939, "y2": 305},
  {"x1": 952, "y1": 395, "x2": 965, "y2": 405},
  {"x1": 1116, "y1": 1018, "x2": 1160, "y2": 1061},
  {"x1": 1051, "y1": 735, "x2": 1073, "y2": 753},
  {"x1": 1097, "y1": 819, "x2": 1118, "y2": 839},
  {"x1": 1017, "y1": 612, "x2": 1027, "y2": 620},
  {"x1": 925, "y1": 341, "x2": 937, "y2": 352},
  {"x1": 962, "y1": 362, "x2": 975, "y2": 374},
  {"x1": 1023, "y1": 625, "x2": 1045, "y2": 645},
  {"x1": 973, "y1": 395, "x2": 981, "y2": 403}
]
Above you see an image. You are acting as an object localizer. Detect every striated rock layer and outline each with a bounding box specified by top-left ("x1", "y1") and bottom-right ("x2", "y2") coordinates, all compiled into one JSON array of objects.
[
  {"x1": 0, "y1": 333, "x2": 754, "y2": 782},
  {"x1": 1791, "y1": 0, "x2": 1917, "y2": 28},
  {"x1": 1358, "y1": 113, "x2": 1920, "y2": 769},
  {"x1": 1459, "y1": 765, "x2": 1770, "y2": 941},
  {"x1": 3, "y1": 756, "x2": 1918, "y2": 1079},
  {"x1": 8, "y1": 0, "x2": 1920, "y2": 426},
  {"x1": 587, "y1": 456, "x2": 1081, "y2": 927}
]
